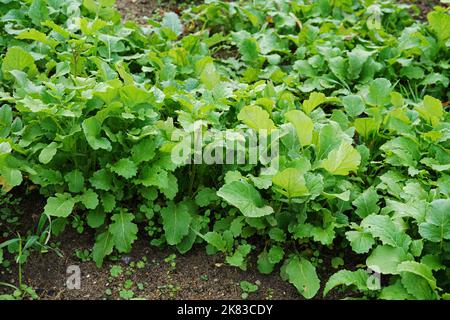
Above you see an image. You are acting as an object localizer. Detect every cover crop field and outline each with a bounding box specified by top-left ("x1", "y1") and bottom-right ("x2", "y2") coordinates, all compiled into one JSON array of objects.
[{"x1": 0, "y1": 0, "x2": 449, "y2": 300}]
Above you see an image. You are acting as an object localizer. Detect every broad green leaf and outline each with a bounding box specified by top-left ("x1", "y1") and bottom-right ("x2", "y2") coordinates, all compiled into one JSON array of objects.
[
  {"x1": 272, "y1": 168, "x2": 309, "y2": 198},
  {"x1": 110, "y1": 159, "x2": 137, "y2": 179},
  {"x1": 131, "y1": 138, "x2": 157, "y2": 163},
  {"x1": 101, "y1": 193, "x2": 116, "y2": 213},
  {"x1": 284, "y1": 256, "x2": 320, "y2": 299},
  {"x1": 38, "y1": 142, "x2": 59, "y2": 164},
  {"x1": 87, "y1": 209, "x2": 105, "y2": 228},
  {"x1": 428, "y1": 9, "x2": 450, "y2": 43},
  {"x1": 379, "y1": 280, "x2": 413, "y2": 300},
  {"x1": 354, "y1": 118, "x2": 379, "y2": 139},
  {"x1": 391, "y1": 92, "x2": 405, "y2": 108},
  {"x1": 380, "y1": 136, "x2": 420, "y2": 168},
  {"x1": 285, "y1": 110, "x2": 314, "y2": 146},
  {"x1": 0, "y1": 167, "x2": 23, "y2": 192},
  {"x1": 307, "y1": 211, "x2": 336, "y2": 245},
  {"x1": 119, "y1": 85, "x2": 152, "y2": 106},
  {"x1": 230, "y1": 217, "x2": 245, "y2": 237},
  {"x1": 177, "y1": 215, "x2": 202, "y2": 254},
  {"x1": 342, "y1": 95, "x2": 365, "y2": 118},
  {"x1": 410, "y1": 239, "x2": 424, "y2": 257},
  {"x1": 345, "y1": 230, "x2": 375, "y2": 254},
  {"x1": 320, "y1": 142, "x2": 361, "y2": 175},
  {"x1": 226, "y1": 244, "x2": 251, "y2": 270},
  {"x1": 109, "y1": 211, "x2": 138, "y2": 253},
  {"x1": 361, "y1": 214, "x2": 411, "y2": 249},
  {"x1": 347, "y1": 47, "x2": 372, "y2": 80},
  {"x1": 315, "y1": 123, "x2": 346, "y2": 159},
  {"x1": 217, "y1": 180, "x2": 274, "y2": 218},
  {"x1": 269, "y1": 228, "x2": 286, "y2": 242},
  {"x1": 421, "y1": 255, "x2": 445, "y2": 271},
  {"x1": 89, "y1": 169, "x2": 113, "y2": 191},
  {"x1": 55, "y1": 61, "x2": 71, "y2": 77},
  {"x1": 159, "y1": 173, "x2": 178, "y2": 200},
  {"x1": 237, "y1": 105, "x2": 276, "y2": 131},
  {"x1": 415, "y1": 95, "x2": 444, "y2": 126},
  {"x1": 0, "y1": 105, "x2": 13, "y2": 138},
  {"x1": 328, "y1": 56, "x2": 346, "y2": 79},
  {"x1": 401, "y1": 66, "x2": 425, "y2": 80},
  {"x1": 16, "y1": 29, "x2": 57, "y2": 47},
  {"x1": 200, "y1": 62, "x2": 220, "y2": 90},
  {"x1": 418, "y1": 199, "x2": 450, "y2": 242},
  {"x1": 160, "y1": 201, "x2": 192, "y2": 245},
  {"x1": 0, "y1": 142, "x2": 11, "y2": 154},
  {"x1": 397, "y1": 261, "x2": 437, "y2": 290},
  {"x1": 239, "y1": 37, "x2": 259, "y2": 62},
  {"x1": 367, "y1": 78, "x2": 392, "y2": 106},
  {"x1": 366, "y1": 245, "x2": 410, "y2": 275},
  {"x1": 82, "y1": 117, "x2": 112, "y2": 151},
  {"x1": 64, "y1": 170, "x2": 85, "y2": 193},
  {"x1": 79, "y1": 189, "x2": 99, "y2": 209},
  {"x1": 257, "y1": 250, "x2": 275, "y2": 274},
  {"x1": 44, "y1": 193, "x2": 75, "y2": 218},
  {"x1": 268, "y1": 246, "x2": 284, "y2": 264},
  {"x1": 92, "y1": 231, "x2": 114, "y2": 267},
  {"x1": 259, "y1": 30, "x2": 288, "y2": 54},
  {"x1": 137, "y1": 165, "x2": 168, "y2": 189},
  {"x1": 401, "y1": 272, "x2": 435, "y2": 300},
  {"x1": 161, "y1": 12, "x2": 183, "y2": 36},
  {"x1": 323, "y1": 269, "x2": 369, "y2": 296},
  {"x1": 203, "y1": 231, "x2": 227, "y2": 252},
  {"x1": 302, "y1": 92, "x2": 326, "y2": 115},
  {"x1": 352, "y1": 187, "x2": 380, "y2": 218},
  {"x1": 1, "y1": 47, "x2": 37, "y2": 80},
  {"x1": 322, "y1": 190, "x2": 351, "y2": 201},
  {"x1": 28, "y1": 0, "x2": 49, "y2": 26},
  {"x1": 195, "y1": 187, "x2": 219, "y2": 207}
]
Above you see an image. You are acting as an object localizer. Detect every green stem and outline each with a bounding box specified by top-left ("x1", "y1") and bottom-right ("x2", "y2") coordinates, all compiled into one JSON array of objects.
[
  {"x1": 188, "y1": 164, "x2": 196, "y2": 196},
  {"x1": 17, "y1": 234, "x2": 22, "y2": 287}
]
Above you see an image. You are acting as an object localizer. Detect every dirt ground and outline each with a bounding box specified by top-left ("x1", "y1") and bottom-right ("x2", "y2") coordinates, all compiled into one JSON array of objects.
[
  {"x1": 115, "y1": 0, "x2": 197, "y2": 23},
  {"x1": 0, "y1": 187, "x2": 301, "y2": 300},
  {"x1": 0, "y1": 231, "x2": 299, "y2": 300},
  {"x1": 1, "y1": 187, "x2": 361, "y2": 300},
  {"x1": 401, "y1": 0, "x2": 445, "y2": 20},
  {"x1": 115, "y1": 0, "x2": 445, "y2": 23}
]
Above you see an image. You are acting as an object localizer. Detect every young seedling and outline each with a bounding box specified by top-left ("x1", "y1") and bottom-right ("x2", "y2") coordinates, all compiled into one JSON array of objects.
[{"x1": 239, "y1": 281, "x2": 259, "y2": 299}]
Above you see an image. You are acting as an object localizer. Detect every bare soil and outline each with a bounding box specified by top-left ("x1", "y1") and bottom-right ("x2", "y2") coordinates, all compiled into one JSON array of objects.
[
  {"x1": 115, "y1": 0, "x2": 446, "y2": 23},
  {"x1": 115, "y1": 0, "x2": 197, "y2": 23},
  {"x1": 0, "y1": 231, "x2": 299, "y2": 300},
  {"x1": 0, "y1": 189, "x2": 299, "y2": 300},
  {"x1": 0, "y1": 187, "x2": 360, "y2": 300},
  {"x1": 400, "y1": 0, "x2": 444, "y2": 20}
]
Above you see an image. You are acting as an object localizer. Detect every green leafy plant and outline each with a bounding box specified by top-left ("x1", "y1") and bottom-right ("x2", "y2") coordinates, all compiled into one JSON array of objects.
[
  {"x1": 0, "y1": 0, "x2": 449, "y2": 300},
  {"x1": 240, "y1": 280, "x2": 259, "y2": 299}
]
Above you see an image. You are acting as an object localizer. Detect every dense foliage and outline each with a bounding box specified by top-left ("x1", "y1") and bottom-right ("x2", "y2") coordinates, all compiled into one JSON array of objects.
[{"x1": 0, "y1": 0, "x2": 449, "y2": 299}]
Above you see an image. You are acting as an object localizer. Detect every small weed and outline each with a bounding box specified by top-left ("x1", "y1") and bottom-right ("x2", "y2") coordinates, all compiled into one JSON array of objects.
[
  {"x1": 74, "y1": 249, "x2": 92, "y2": 262},
  {"x1": 157, "y1": 283, "x2": 181, "y2": 299},
  {"x1": 164, "y1": 254, "x2": 177, "y2": 273},
  {"x1": 119, "y1": 289, "x2": 134, "y2": 300},
  {"x1": 240, "y1": 281, "x2": 259, "y2": 300},
  {"x1": 110, "y1": 265, "x2": 123, "y2": 278},
  {"x1": 265, "y1": 288, "x2": 274, "y2": 300}
]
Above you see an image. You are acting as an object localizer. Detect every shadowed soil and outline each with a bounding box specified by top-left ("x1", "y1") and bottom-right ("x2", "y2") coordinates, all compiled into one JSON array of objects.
[{"x1": 0, "y1": 189, "x2": 360, "y2": 300}]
